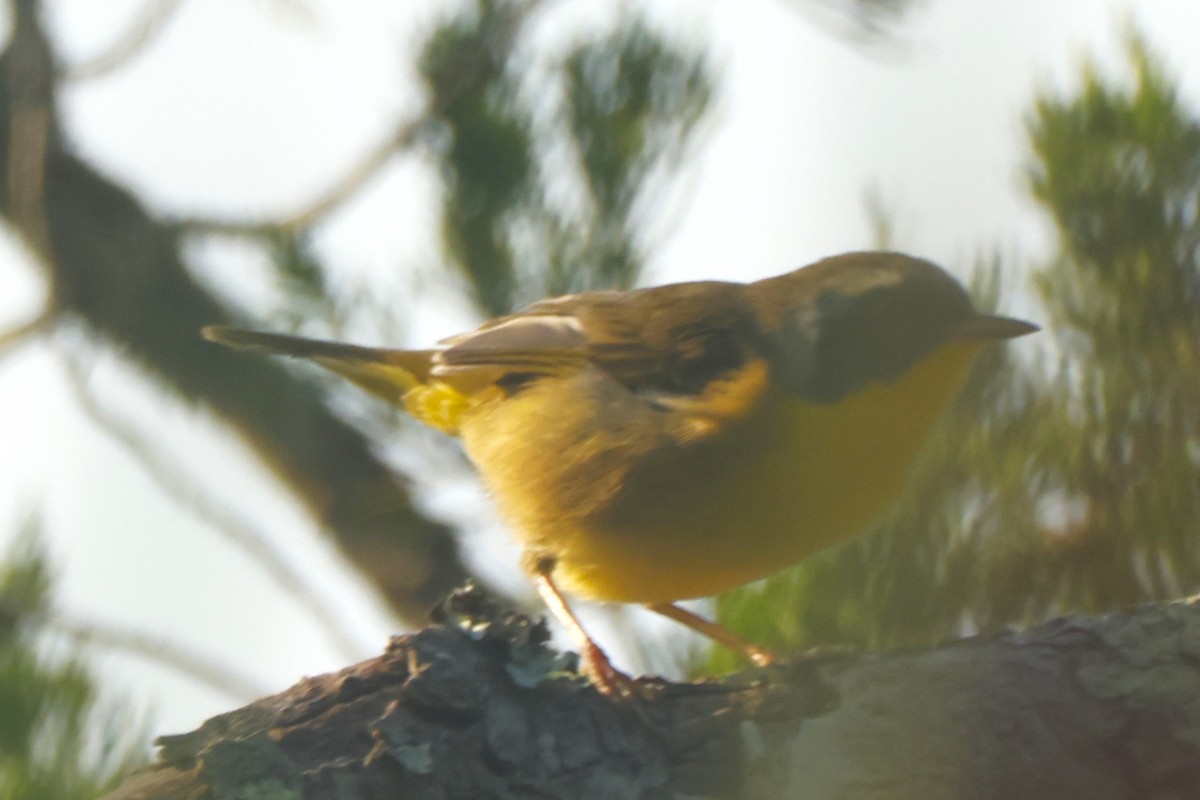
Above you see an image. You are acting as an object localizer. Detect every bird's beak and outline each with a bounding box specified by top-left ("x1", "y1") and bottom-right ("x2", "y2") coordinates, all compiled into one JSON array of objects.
[{"x1": 954, "y1": 314, "x2": 1039, "y2": 340}]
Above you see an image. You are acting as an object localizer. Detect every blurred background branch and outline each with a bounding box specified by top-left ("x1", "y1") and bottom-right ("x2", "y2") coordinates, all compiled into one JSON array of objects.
[
  {"x1": 62, "y1": 0, "x2": 187, "y2": 82},
  {"x1": 1, "y1": 0, "x2": 467, "y2": 626},
  {"x1": 5, "y1": 0, "x2": 1200, "y2": 790},
  {"x1": 61, "y1": 346, "x2": 366, "y2": 660},
  {"x1": 48, "y1": 614, "x2": 268, "y2": 702}
]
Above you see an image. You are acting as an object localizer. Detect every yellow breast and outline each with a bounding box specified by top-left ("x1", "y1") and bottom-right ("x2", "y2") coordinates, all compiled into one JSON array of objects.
[{"x1": 457, "y1": 340, "x2": 985, "y2": 605}]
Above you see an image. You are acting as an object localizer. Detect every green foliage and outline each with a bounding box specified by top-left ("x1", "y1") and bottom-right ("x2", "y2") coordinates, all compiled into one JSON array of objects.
[
  {"x1": 715, "y1": 31, "x2": 1200, "y2": 668},
  {"x1": 265, "y1": 230, "x2": 337, "y2": 331},
  {"x1": 420, "y1": 0, "x2": 535, "y2": 317},
  {"x1": 1022, "y1": 31, "x2": 1200, "y2": 607},
  {"x1": 553, "y1": 22, "x2": 712, "y2": 295},
  {"x1": 0, "y1": 529, "x2": 146, "y2": 799},
  {"x1": 419, "y1": 0, "x2": 713, "y2": 316}
]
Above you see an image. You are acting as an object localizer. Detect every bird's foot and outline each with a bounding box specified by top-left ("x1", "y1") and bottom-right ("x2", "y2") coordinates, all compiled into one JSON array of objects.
[{"x1": 578, "y1": 639, "x2": 649, "y2": 700}]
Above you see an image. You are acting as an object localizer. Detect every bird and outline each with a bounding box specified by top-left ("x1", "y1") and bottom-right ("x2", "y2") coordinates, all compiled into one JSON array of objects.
[{"x1": 203, "y1": 251, "x2": 1037, "y2": 697}]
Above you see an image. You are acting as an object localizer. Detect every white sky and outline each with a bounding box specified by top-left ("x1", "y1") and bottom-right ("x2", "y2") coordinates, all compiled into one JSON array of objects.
[{"x1": 2, "y1": 0, "x2": 1199, "y2": 741}]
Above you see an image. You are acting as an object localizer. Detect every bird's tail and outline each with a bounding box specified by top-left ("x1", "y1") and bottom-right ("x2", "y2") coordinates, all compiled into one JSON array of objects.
[{"x1": 202, "y1": 326, "x2": 437, "y2": 407}]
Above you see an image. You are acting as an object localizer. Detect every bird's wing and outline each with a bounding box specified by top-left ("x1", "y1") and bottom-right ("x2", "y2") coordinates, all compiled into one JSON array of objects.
[
  {"x1": 435, "y1": 281, "x2": 771, "y2": 429},
  {"x1": 433, "y1": 313, "x2": 591, "y2": 390},
  {"x1": 431, "y1": 288, "x2": 666, "y2": 393},
  {"x1": 204, "y1": 278, "x2": 769, "y2": 427}
]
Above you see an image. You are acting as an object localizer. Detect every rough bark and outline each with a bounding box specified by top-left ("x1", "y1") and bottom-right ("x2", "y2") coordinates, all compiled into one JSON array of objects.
[
  {"x1": 103, "y1": 588, "x2": 1200, "y2": 800},
  {"x1": 0, "y1": 0, "x2": 468, "y2": 623}
]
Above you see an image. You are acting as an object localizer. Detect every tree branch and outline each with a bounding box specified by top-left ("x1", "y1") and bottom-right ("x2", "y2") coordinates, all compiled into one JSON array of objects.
[
  {"x1": 50, "y1": 613, "x2": 269, "y2": 702},
  {"x1": 178, "y1": 120, "x2": 426, "y2": 237},
  {"x1": 63, "y1": 0, "x2": 188, "y2": 82},
  {"x1": 0, "y1": 0, "x2": 470, "y2": 624},
  {"x1": 101, "y1": 588, "x2": 1200, "y2": 799},
  {"x1": 0, "y1": 304, "x2": 54, "y2": 359},
  {"x1": 61, "y1": 347, "x2": 370, "y2": 660},
  {"x1": 175, "y1": 0, "x2": 542, "y2": 238}
]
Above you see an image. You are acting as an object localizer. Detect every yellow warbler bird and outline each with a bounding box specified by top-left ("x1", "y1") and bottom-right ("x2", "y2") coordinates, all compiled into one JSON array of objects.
[{"x1": 203, "y1": 251, "x2": 1036, "y2": 695}]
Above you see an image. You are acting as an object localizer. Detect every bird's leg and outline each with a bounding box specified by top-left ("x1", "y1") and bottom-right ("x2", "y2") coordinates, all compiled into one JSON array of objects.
[
  {"x1": 647, "y1": 602, "x2": 778, "y2": 667},
  {"x1": 529, "y1": 562, "x2": 641, "y2": 699}
]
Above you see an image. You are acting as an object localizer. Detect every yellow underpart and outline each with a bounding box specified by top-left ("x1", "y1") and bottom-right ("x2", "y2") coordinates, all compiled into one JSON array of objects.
[{"x1": 461, "y1": 339, "x2": 987, "y2": 605}]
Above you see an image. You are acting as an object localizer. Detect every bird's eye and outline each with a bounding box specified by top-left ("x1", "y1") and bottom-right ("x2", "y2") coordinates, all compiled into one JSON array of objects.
[{"x1": 667, "y1": 330, "x2": 742, "y2": 393}]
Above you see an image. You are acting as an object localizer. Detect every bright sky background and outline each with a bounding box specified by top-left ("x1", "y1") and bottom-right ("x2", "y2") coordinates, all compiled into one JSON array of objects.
[{"x1": 2, "y1": 0, "x2": 1200, "y2": 743}]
